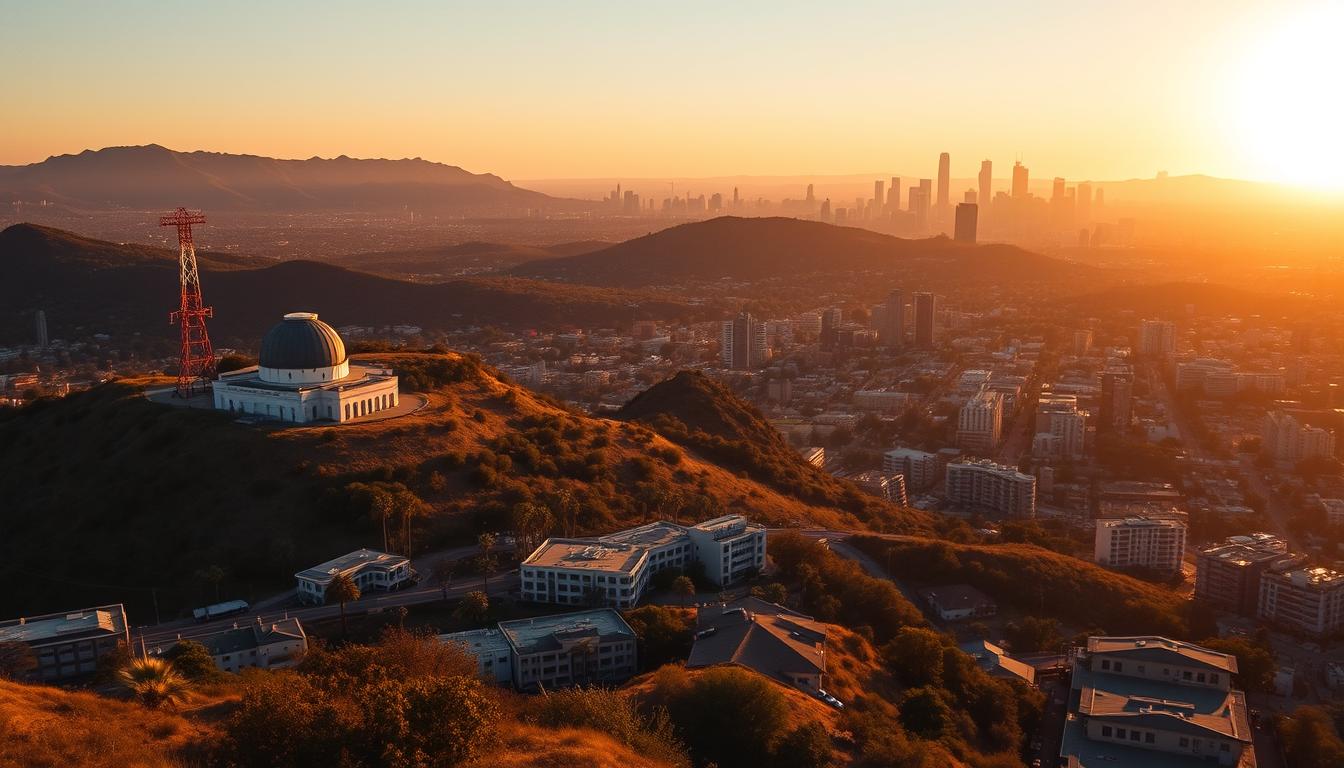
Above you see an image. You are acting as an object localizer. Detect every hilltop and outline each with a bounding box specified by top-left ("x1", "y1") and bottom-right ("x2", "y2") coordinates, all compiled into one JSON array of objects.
[
  {"x1": 325, "y1": 239, "x2": 611, "y2": 281},
  {"x1": 0, "y1": 352, "x2": 933, "y2": 619},
  {"x1": 0, "y1": 144, "x2": 572, "y2": 214},
  {"x1": 512, "y1": 215, "x2": 1100, "y2": 289},
  {"x1": 0, "y1": 224, "x2": 696, "y2": 343}
]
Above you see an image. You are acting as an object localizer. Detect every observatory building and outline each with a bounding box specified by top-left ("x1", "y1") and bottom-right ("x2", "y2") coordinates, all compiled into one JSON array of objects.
[{"x1": 213, "y1": 312, "x2": 399, "y2": 424}]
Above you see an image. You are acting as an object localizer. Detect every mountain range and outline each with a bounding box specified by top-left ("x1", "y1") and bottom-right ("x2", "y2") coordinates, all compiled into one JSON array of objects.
[{"x1": 0, "y1": 145, "x2": 569, "y2": 214}]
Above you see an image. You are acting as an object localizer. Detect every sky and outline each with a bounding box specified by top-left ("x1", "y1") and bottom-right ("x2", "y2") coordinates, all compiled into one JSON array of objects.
[{"x1": 2, "y1": 1, "x2": 1340, "y2": 187}]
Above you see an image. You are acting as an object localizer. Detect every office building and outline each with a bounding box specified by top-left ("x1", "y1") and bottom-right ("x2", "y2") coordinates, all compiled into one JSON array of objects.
[
  {"x1": 819, "y1": 307, "x2": 842, "y2": 350},
  {"x1": 978, "y1": 160, "x2": 992, "y2": 208},
  {"x1": 295, "y1": 549, "x2": 412, "y2": 606},
  {"x1": 876, "y1": 289, "x2": 905, "y2": 346},
  {"x1": 1061, "y1": 636, "x2": 1251, "y2": 767},
  {"x1": 688, "y1": 597, "x2": 827, "y2": 691},
  {"x1": 1073, "y1": 329, "x2": 1093, "y2": 355},
  {"x1": 1137, "y1": 320, "x2": 1176, "y2": 356},
  {"x1": 1011, "y1": 161, "x2": 1029, "y2": 199},
  {"x1": 520, "y1": 516, "x2": 767, "y2": 608},
  {"x1": 499, "y1": 609, "x2": 637, "y2": 691},
  {"x1": 945, "y1": 459, "x2": 1036, "y2": 518},
  {"x1": 1094, "y1": 515, "x2": 1188, "y2": 574},
  {"x1": 1099, "y1": 367, "x2": 1134, "y2": 433},
  {"x1": 0, "y1": 604, "x2": 130, "y2": 682},
  {"x1": 883, "y1": 447, "x2": 940, "y2": 491},
  {"x1": 958, "y1": 388, "x2": 1003, "y2": 454},
  {"x1": 818, "y1": 198, "x2": 830, "y2": 222},
  {"x1": 889, "y1": 176, "x2": 900, "y2": 211},
  {"x1": 913, "y1": 292, "x2": 936, "y2": 348},
  {"x1": 1034, "y1": 393, "x2": 1087, "y2": 459},
  {"x1": 1258, "y1": 566, "x2": 1344, "y2": 637},
  {"x1": 439, "y1": 628, "x2": 513, "y2": 684},
  {"x1": 873, "y1": 179, "x2": 884, "y2": 211},
  {"x1": 721, "y1": 312, "x2": 767, "y2": 369},
  {"x1": 1077, "y1": 181, "x2": 1093, "y2": 224},
  {"x1": 936, "y1": 152, "x2": 950, "y2": 209},
  {"x1": 954, "y1": 202, "x2": 977, "y2": 243},
  {"x1": 1195, "y1": 534, "x2": 1299, "y2": 616}
]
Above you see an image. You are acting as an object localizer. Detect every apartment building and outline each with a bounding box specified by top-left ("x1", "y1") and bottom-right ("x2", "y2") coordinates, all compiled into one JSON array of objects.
[
  {"x1": 1094, "y1": 515, "x2": 1188, "y2": 574},
  {"x1": 1194, "y1": 534, "x2": 1300, "y2": 616},
  {"x1": 945, "y1": 459, "x2": 1036, "y2": 518},
  {"x1": 884, "y1": 447, "x2": 940, "y2": 491},
  {"x1": 1062, "y1": 636, "x2": 1252, "y2": 767},
  {"x1": 849, "y1": 470, "x2": 909, "y2": 506},
  {"x1": 1034, "y1": 393, "x2": 1087, "y2": 460},
  {"x1": 1258, "y1": 566, "x2": 1344, "y2": 637},
  {"x1": 0, "y1": 604, "x2": 129, "y2": 682},
  {"x1": 957, "y1": 388, "x2": 1003, "y2": 454},
  {"x1": 295, "y1": 548, "x2": 413, "y2": 605},
  {"x1": 519, "y1": 515, "x2": 766, "y2": 608},
  {"x1": 1263, "y1": 411, "x2": 1336, "y2": 463}
]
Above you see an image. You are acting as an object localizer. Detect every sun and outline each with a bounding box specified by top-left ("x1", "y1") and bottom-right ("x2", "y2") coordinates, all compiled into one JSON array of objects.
[{"x1": 1230, "y1": 4, "x2": 1344, "y2": 190}]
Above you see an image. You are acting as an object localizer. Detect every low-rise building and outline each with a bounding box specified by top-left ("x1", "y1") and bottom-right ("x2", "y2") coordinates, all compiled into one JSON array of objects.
[
  {"x1": 1094, "y1": 515, "x2": 1188, "y2": 574},
  {"x1": 884, "y1": 447, "x2": 940, "y2": 491},
  {"x1": 0, "y1": 604, "x2": 130, "y2": 682},
  {"x1": 919, "y1": 584, "x2": 997, "y2": 621},
  {"x1": 959, "y1": 639, "x2": 1035, "y2": 685},
  {"x1": 295, "y1": 549, "x2": 413, "y2": 605},
  {"x1": 687, "y1": 597, "x2": 827, "y2": 691},
  {"x1": 1258, "y1": 566, "x2": 1344, "y2": 637},
  {"x1": 499, "y1": 609, "x2": 637, "y2": 691},
  {"x1": 191, "y1": 617, "x2": 308, "y2": 673},
  {"x1": 945, "y1": 459, "x2": 1036, "y2": 518},
  {"x1": 438, "y1": 627, "x2": 513, "y2": 684},
  {"x1": 1061, "y1": 636, "x2": 1253, "y2": 768},
  {"x1": 849, "y1": 470, "x2": 909, "y2": 505}
]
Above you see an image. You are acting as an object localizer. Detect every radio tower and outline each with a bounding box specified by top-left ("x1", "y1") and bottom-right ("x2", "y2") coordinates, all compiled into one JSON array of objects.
[{"x1": 161, "y1": 207, "x2": 215, "y2": 398}]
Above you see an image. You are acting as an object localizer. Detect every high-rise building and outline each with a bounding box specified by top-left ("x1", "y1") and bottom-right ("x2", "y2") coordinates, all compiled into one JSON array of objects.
[
  {"x1": 1011, "y1": 161, "x2": 1029, "y2": 199},
  {"x1": 945, "y1": 459, "x2": 1036, "y2": 518},
  {"x1": 35, "y1": 309, "x2": 48, "y2": 348},
  {"x1": 819, "y1": 307, "x2": 842, "y2": 351},
  {"x1": 709, "y1": 192, "x2": 722, "y2": 212},
  {"x1": 978, "y1": 160, "x2": 992, "y2": 208},
  {"x1": 888, "y1": 177, "x2": 900, "y2": 211},
  {"x1": 1072, "y1": 329, "x2": 1093, "y2": 355},
  {"x1": 1099, "y1": 367, "x2": 1134, "y2": 433},
  {"x1": 958, "y1": 388, "x2": 1003, "y2": 454},
  {"x1": 1195, "y1": 534, "x2": 1298, "y2": 616},
  {"x1": 1094, "y1": 515, "x2": 1188, "y2": 573},
  {"x1": 1136, "y1": 320, "x2": 1175, "y2": 356},
  {"x1": 1263, "y1": 411, "x2": 1337, "y2": 463},
  {"x1": 1034, "y1": 393, "x2": 1087, "y2": 459},
  {"x1": 1076, "y1": 182, "x2": 1093, "y2": 224},
  {"x1": 818, "y1": 198, "x2": 831, "y2": 222},
  {"x1": 873, "y1": 180, "x2": 884, "y2": 211},
  {"x1": 954, "y1": 202, "x2": 977, "y2": 243},
  {"x1": 1052, "y1": 177, "x2": 1066, "y2": 201},
  {"x1": 1259, "y1": 566, "x2": 1344, "y2": 638},
  {"x1": 913, "y1": 292, "x2": 936, "y2": 348},
  {"x1": 883, "y1": 447, "x2": 940, "y2": 491},
  {"x1": 721, "y1": 312, "x2": 767, "y2": 369},
  {"x1": 732, "y1": 186, "x2": 740, "y2": 210},
  {"x1": 936, "y1": 152, "x2": 950, "y2": 209},
  {"x1": 877, "y1": 289, "x2": 905, "y2": 346},
  {"x1": 805, "y1": 183, "x2": 814, "y2": 204}
]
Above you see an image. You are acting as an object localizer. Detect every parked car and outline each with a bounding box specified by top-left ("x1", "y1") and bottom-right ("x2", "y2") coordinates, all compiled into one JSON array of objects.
[{"x1": 815, "y1": 689, "x2": 844, "y2": 710}]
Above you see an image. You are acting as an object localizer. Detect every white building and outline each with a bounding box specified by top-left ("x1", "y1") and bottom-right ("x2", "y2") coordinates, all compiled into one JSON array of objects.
[
  {"x1": 945, "y1": 459, "x2": 1036, "y2": 518},
  {"x1": 1034, "y1": 393, "x2": 1087, "y2": 460},
  {"x1": 1263, "y1": 411, "x2": 1336, "y2": 463},
  {"x1": 721, "y1": 312, "x2": 767, "y2": 369},
  {"x1": 957, "y1": 388, "x2": 1003, "y2": 454},
  {"x1": 1137, "y1": 319, "x2": 1175, "y2": 356},
  {"x1": 0, "y1": 604, "x2": 129, "y2": 682},
  {"x1": 850, "y1": 470, "x2": 909, "y2": 505},
  {"x1": 884, "y1": 447, "x2": 940, "y2": 491},
  {"x1": 519, "y1": 516, "x2": 766, "y2": 608},
  {"x1": 1094, "y1": 516, "x2": 1188, "y2": 574},
  {"x1": 165, "y1": 617, "x2": 308, "y2": 673},
  {"x1": 1258, "y1": 566, "x2": 1344, "y2": 638},
  {"x1": 213, "y1": 312, "x2": 399, "y2": 424},
  {"x1": 439, "y1": 627, "x2": 513, "y2": 684},
  {"x1": 295, "y1": 548, "x2": 413, "y2": 605},
  {"x1": 500, "y1": 609, "x2": 637, "y2": 691}
]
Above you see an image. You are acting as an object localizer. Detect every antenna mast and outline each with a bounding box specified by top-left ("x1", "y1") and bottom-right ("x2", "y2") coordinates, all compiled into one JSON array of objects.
[{"x1": 160, "y1": 207, "x2": 215, "y2": 398}]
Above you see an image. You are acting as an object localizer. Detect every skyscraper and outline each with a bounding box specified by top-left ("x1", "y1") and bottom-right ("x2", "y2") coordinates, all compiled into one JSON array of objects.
[
  {"x1": 914, "y1": 292, "x2": 936, "y2": 348},
  {"x1": 1076, "y1": 182, "x2": 1093, "y2": 224},
  {"x1": 1099, "y1": 367, "x2": 1134, "y2": 432},
  {"x1": 879, "y1": 289, "x2": 905, "y2": 347},
  {"x1": 936, "y1": 152, "x2": 950, "y2": 209},
  {"x1": 721, "y1": 312, "x2": 767, "y2": 369},
  {"x1": 1052, "y1": 177, "x2": 1066, "y2": 201},
  {"x1": 978, "y1": 160, "x2": 992, "y2": 208},
  {"x1": 35, "y1": 309, "x2": 48, "y2": 348},
  {"x1": 820, "y1": 307, "x2": 842, "y2": 351},
  {"x1": 1011, "y1": 161, "x2": 1029, "y2": 199},
  {"x1": 806, "y1": 184, "x2": 815, "y2": 204},
  {"x1": 954, "y1": 203, "x2": 978, "y2": 243},
  {"x1": 873, "y1": 180, "x2": 885, "y2": 212},
  {"x1": 819, "y1": 198, "x2": 831, "y2": 222},
  {"x1": 889, "y1": 177, "x2": 900, "y2": 211}
]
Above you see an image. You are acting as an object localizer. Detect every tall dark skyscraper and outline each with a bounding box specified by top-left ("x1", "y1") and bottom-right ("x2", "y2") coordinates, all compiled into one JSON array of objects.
[
  {"x1": 806, "y1": 183, "x2": 815, "y2": 204},
  {"x1": 936, "y1": 152, "x2": 950, "y2": 209},
  {"x1": 722, "y1": 312, "x2": 767, "y2": 369},
  {"x1": 914, "y1": 292, "x2": 936, "y2": 348},
  {"x1": 1100, "y1": 368, "x2": 1134, "y2": 432},
  {"x1": 954, "y1": 203, "x2": 978, "y2": 243},
  {"x1": 35, "y1": 309, "x2": 48, "y2": 348},
  {"x1": 820, "y1": 307, "x2": 842, "y2": 351},
  {"x1": 1076, "y1": 181, "x2": 1093, "y2": 224},
  {"x1": 889, "y1": 177, "x2": 901, "y2": 211},
  {"x1": 978, "y1": 160, "x2": 992, "y2": 208},
  {"x1": 1011, "y1": 161, "x2": 1029, "y2": 199},
  {"x1": 879, "y1": 290, "x2": 905, "y2": 347},
  {"x1": 873, "y1": 180, "x2": 884, "y2": 211}
]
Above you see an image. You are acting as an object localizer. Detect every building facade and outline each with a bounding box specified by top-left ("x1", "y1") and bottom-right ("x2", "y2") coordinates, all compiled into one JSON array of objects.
[
  {"x1": 1094, "y1": 516, "x2": 1188, "y2": 574},
  {"x1": 945, "y1": 459, "x2": 1036, "y2": 517},
  {"x1": 1194, "y1": 534, "x2": 1299, "y2": 616},
  {"x1": 957, "y1": 388, "x2": 1003, "y2": 454},
  {"x1": 1034, "y1": 393, "x2": 1087, "y2": 459},
  {"x1": 884, "y1": 447, "x2": 940, "y2": 491},
  {"x1": 0, "y1": 604, "x2": 129, "y2": 682},
  {"x1": 295, "y1": 549, "x2": 413, "y2": 605},
  {"x1": 1258, "y1": 566, "x2": 1344, "y2": 637},
  {"x1": 500, "y1": 609, "x2": 637, "y2": 691}
]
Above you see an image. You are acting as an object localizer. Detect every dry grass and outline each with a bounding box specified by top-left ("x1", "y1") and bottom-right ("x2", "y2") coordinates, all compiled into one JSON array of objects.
[{"x1": 459, "y1": 720, "x2": 682, "y2": 768}]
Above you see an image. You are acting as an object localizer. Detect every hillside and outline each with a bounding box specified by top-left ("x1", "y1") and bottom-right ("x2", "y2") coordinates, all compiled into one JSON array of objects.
[
  {"x1": 1068, "y1": 279, "x2": 1309, "y2": 316},
  {"x1": 0, "y1": 144, "x2": 573, "y2": 214},
  {"x1": 325, "y1": 239, "x2": 611, "y2": 281},
  {"x1": 511, "y1": 215, "x2": 1101, "y2": 288},
  {"x1": 618, "y1": 371, "x2": 935, "y2": 533},
  {"x1": 0, "y1": 353, "x2": 927, "y2": 619},
  {"x1": 0, "y1": 224, "x2": 694, "y2": 343}
]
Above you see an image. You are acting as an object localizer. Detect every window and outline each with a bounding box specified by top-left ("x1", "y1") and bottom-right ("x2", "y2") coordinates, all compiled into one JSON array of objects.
[
  {"x1": 1146, "y1": 733, "x2": 1155, "y2": 744},
  {"x1": 1197, "y1": 672, "x2": 1206, "y2": 683},
  {"x1": 1114, "y1": 662, "x2": 1123, "y2": 672},
  {"x1": 1179, "y1": 737, "x2": 1189, "y2": 748},
  {"x1": 1210, "y1": 673, "x2": 1219, "y2": 684},
  {"x1": 1130, "y1": 731, "x2": 1140, "y2": 742},
  {"x1": 1100, "y1": 659, "x2": 1111, "y2": 670},
  {"x1": 1101, "y1": 726, "x2": 1112, "y2": 737}
]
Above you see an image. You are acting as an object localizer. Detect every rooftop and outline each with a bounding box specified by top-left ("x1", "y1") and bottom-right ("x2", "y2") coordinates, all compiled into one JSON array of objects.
[
  {"x1": 689, "y1": 514, "x2": 763, "y2": 538},
  {"x1": 959, "y1": 639, "x2": 1035, "y2": 685},
  {"x1": 688, "y1": 597, "x2": 826, "y2": 681},
  {"x1": 499, "y1": 609, "x2": 634, "y2": 655},
  {"x1": 522, "y1": 538, "x2": 648, "y2": 573},
  {"x1": 196, "y1": 617, "x2": 306, "y2": 657},
  {"x1": 1074, "y1": 662, "x2": 1251, "y2": 743},
  {"x1": 0, "y1": 604, "x2": 127, "y2": 645},
  {"x1": 439, "y1": 627, "x2": 512, "y2": 657},
  {"x1": 294, "y1": 548, "x2": 409, "y2": 584},
  {"x1": 1264, "y1": 566, "x2": 1344, "y2": 588},
  {"x1": 1087, "y1": 636, "x2": 1237, "y2": 674},
  {"x1": 599, "y1": 520, "x2": 688, "y2": 549}
]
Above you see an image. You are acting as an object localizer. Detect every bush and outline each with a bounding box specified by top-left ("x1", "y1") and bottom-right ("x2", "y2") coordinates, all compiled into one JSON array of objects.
[
  {"x1": 532, "y1": 687, "x2": 688, "y2": 768},
  {"x1": 652, "y1": 665, "x2": 790, "y2": 767}
]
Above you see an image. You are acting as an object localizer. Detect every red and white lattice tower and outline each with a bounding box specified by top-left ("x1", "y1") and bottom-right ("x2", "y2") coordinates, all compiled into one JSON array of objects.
[{"x1": 161, "y1": 207, "x2": 216, "y2": 397}]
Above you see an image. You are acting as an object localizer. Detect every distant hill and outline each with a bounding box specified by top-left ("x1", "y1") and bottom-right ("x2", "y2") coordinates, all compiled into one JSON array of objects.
[
  {"x1": 0, "y1": 224, "x2": 691, "y2": 343},
  {"x1": 0, "y1": 144, "x2": 574, "y2": 214},
  {"x1": 512, "y1": 216, "x2": 1096, "y2": 288},
  {"x1": 0, "y1": 353, "x2": 932, "y2": 619},
  {"x1": 1068, "y1": 280, "x2": 1308, "y2": 317},
  {"x1": 617, "y1": 371, "x2": 932, "y2": 533},
  {"x1": 326, "y1": 239, "x2": 611, "y2": 281}
]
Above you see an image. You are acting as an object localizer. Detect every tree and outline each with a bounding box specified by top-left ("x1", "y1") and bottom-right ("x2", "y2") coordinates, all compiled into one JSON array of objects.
[
  {"x1": 164, "y1": 639, "x2": 223, "y2": 682},
  {"x1": 391, "y1": 485, "x2": 428, "y2": 557},
  {"x1": 773, "y1": 722, "x2": 832, "y2": 768},
  {"x1": 432, "y1": 558, "x2": 456, "y2": 602},
  {"x1": 884, "y1": 627, "x2": 947, "y2": 687},
  {"x1": 194, "y1": 564, "x2": 226, "y2": 603},
  {"x1": 624, "y1": 605, "x2": 693, "y2": 668},
  {"x1": 118, "y1": 657, "x2": 191, "y2": 709},
  {"x1": 511, "y1": 501, "x2": 553, "y2": 555},
  {"x1": 749, "y1": 582, "x2": 789, "y2": 605},
  {"x1": 898, "y1": 687, "x2": 954, "y2": 739},
  {"x1": 661, "y1": 665, "x2": 790, "y2": 767},
  {"x1": 325, "y1": 572, "x2": 361, "y2": 637},
  {"x1": 672, "y1": 575, "x2": 696, "y2": 607},
  {"x1": 1278, "y1": 706, "x2": 1344, "y2": 768},
  {"x1": 477, "y1": 532, "x2": 497, "y2": 593},
  {"x1": 0, "y1": 641, "x2": 37, "y2": 680},
  {"x1": 1198, "y1": 636, "x2": 1275, "y2": 693},
  {"x1": 456, "y1": 590, "x2": 490, "y2": 624},
  {"x1": 1004, "y1": 616, "x2": 1061, "y2": 653}
]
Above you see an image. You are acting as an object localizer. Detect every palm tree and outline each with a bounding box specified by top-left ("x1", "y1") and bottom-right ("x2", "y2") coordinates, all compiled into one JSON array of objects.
[
  {"x1": 118, "y1": 657, "x2": 190, "y2": 709},
  {"x1": 477, "y1": 532, "x2": 497, "y2": 593},
  {"x1": 432, "y1": 559, "x2": 456, "y2": 602},
  {"x1": 392, "y1": 486, "x2": 426, "y2": 557},
  {"x1": 194, "y1": 565, "x2": 226, "y2": 603},
  {"x1": 368, "y1": 488, "x2": 395, "y2": 552},
  {"x1": 672, "y1": 575, "x2": 696, "y2": 607},
  {"x1": 326, "y1": 572, "x2": 361, "y2": 637}
]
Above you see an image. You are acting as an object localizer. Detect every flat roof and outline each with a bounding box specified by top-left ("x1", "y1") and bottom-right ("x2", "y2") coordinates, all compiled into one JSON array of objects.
[
  {"x1": 599, "y1": 521, "x2": 688, "y2": 549},
  {"x1": 499, "y1": 609, "x2": 634, "y2": 655},
  {"x1": 0, "y1": 604, "x2": 127, "y2": 645},
  {"x1": 439, "y1": 627, "x2": 512, "y2": 657},
  {"x1": 1087, "y1": 636, "x2": 1236, "y2": 674},
  {"x1": 295, "y1": 548, "x2": 408, "y2": 584},
  {"x1": 522, "y1": 538, "x2": 647, "y2": 573}
]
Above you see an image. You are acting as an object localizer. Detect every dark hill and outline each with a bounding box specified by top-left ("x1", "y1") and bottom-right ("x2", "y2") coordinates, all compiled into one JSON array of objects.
[
  {"x1": 0, "y1": 144, "x2": 574, "y2": 214},
  {"x1": 327, "y1": 239, "x2": 611, "y2": 281},
  {"x1": 0, "y1": 353, "x2": 930, "y2": 619},
  {"x1": 512, "y1": 216, "x2": 1093, "y2": 287},
  {"x1": 0, "y1": 224, "x2": 694, "y2": 343},
  {"x1": 617, "y1": 371, "x2": 933, "y2": 533}
]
